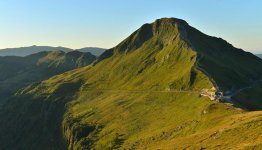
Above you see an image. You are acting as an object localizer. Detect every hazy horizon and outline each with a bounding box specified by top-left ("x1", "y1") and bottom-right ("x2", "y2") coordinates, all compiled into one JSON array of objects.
[
  {"x1": 0, "y1": 45, "x2": 261, "y2": 55},
  {"x1": 1, "y1": 0, "x2": 262, "y2": 53}
]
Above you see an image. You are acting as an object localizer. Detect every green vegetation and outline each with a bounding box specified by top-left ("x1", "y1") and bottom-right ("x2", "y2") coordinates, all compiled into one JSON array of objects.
[
  {"x1": 0, "y1": 45, "x2": 106, "y2": 57},
  {"x1": 0, "y1": 18, "x2": 261, "y2": 149},
  {"x1": 0, "y1": 50, "x2": 96, "y2": 101},
  {"x1": 185, "y1": 22, "x2": 262, "y2": 91},
  {"x1": 232, "y1": 82, "x2": 262, "y2": 110}
]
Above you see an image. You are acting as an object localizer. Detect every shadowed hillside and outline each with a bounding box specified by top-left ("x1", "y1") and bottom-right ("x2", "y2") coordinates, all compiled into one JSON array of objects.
[
  {"x1": 232, "y1": 82, "x2": 262, "y2": 110},
  {"x1": 0, "y1": 18, "x2": 261, "y2": 149},
  {"x1": 75, "y1": 47, "x2": 106, "y2": 56},
  {"x1": 0, "y1": 50, "x2": 96, "y2": 101}
]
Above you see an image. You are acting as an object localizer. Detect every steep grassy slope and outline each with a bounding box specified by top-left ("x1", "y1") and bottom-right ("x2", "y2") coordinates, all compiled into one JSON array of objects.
[
  {"x1": 0, "y1": 50, "x2": 96, "y2": 100},
  {"x1": 0, "y1": 18, "x2": 262, "y2": 149},
  {"x1": 99, "y1": 18, "x2": 262, "y2": 91}
]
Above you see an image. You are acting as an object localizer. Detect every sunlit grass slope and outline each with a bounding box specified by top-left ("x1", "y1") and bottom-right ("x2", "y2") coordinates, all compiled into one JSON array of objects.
[{"x1": 0, "y1": 18, "x2": 262, "y2": 150}]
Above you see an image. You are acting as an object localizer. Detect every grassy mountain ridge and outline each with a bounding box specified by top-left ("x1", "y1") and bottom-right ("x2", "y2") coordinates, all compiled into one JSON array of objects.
[
  {"x1": 0, "y1": 45, "x2": 106, "y2": 57},
  {"x1": 0, "y1": 50, "x2": 96, "y2": 101},
  {"x1": 0, "y1": 46, "x2": 73, "y2": 56},
  {"x1": 99, "y1": 18, "x2": 262, "y2": 91},
  {"x1": 0, "y1": 18, "x2": 262, "y2": 149}
]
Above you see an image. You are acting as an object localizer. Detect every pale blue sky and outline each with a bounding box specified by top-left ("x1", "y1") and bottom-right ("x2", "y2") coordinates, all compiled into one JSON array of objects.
[{"x1": 0, "y1": 0, "x2": 261, "y2": 53}]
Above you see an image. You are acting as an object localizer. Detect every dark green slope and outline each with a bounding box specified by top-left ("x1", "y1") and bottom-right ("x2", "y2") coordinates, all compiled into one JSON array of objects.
[
  {"x1": 232, "y1": 82, "x2": 262, "y2": 110},
  {"x1": 0, "y1": 50, "x2": 96, "y2": 100},
  {"x1": 0, "y1": 18, "x2": 262, "y2": 150},
  {"x1": 185, "y1": 24, "x2": 262, "y2": 91}
]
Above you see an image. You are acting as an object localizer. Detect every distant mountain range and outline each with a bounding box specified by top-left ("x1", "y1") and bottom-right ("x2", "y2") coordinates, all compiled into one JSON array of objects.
[
  {"x1": 0, "y1": 46, "x2": 106, "y2": 57},
  {"x1": 76, "y1": 47, "x2": 106, "y2": 56},
  {"x1": 256, "y1": 54, "x2": 262, "y2": 58}
]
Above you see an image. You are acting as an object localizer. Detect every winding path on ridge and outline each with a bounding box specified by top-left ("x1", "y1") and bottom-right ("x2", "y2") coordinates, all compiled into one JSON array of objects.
[{"x1": 81, "y1": 89, "x2": 199, "y2": 93}]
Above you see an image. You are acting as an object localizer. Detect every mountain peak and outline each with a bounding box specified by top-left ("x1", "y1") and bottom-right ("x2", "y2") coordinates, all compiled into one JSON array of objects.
[
  {"x1": 108, "y1": 17, "x2": 189, "y2": 55},
  {"x1": 151, "y1": 18, "x2": 189, "y2": 34},
  {"x1": 98, "y1": 17, "x2": 262, "y2": 92},
  {"x1": 154, "y1": 17, "x2": 188, "y2": 25}
]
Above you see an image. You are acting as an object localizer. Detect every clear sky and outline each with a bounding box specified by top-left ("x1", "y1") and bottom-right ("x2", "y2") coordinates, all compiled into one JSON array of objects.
[{"x1": 0, "y1": 0, "x2": 261, "y2": 53}]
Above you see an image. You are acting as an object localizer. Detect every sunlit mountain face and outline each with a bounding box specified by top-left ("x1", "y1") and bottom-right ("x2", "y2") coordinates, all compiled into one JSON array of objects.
[{"x1": 0, "y1": 18, "x2": 261, "y2": 150}]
